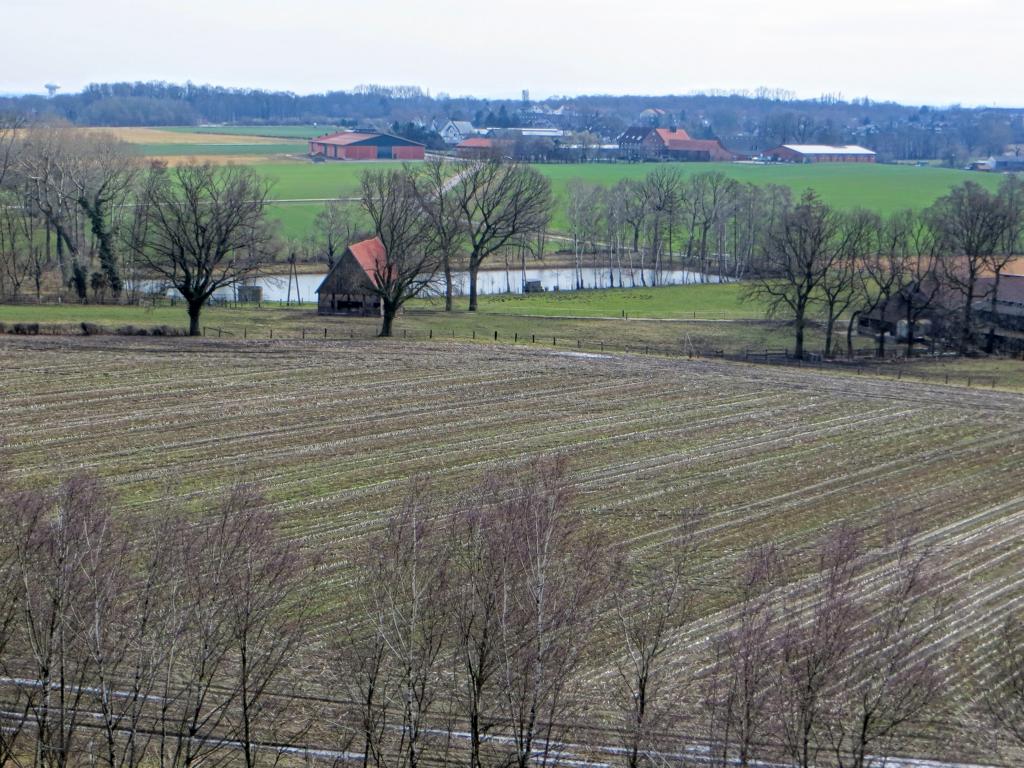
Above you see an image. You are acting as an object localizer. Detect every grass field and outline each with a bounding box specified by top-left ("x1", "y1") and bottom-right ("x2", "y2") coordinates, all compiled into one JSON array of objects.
[
  {"x1": 85, "y1": 125, "x2": 1001, "y2": 239},
  {"x1": 1, "y1": 335, "x2": 1021, "y2": 763}
]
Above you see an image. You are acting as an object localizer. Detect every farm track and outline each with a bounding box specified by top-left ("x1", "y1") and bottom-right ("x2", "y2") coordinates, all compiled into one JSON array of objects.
[{"x1": 1, "y1": 335, "x2": 1021, "y2": 764}]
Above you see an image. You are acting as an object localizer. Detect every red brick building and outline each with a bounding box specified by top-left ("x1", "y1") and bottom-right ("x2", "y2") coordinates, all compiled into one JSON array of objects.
[
  {"x1": 308, "y1": 131, "x2": 425, "y2": 161},
  {"x1": 618, "y1": 126, "x2": 735, "y2": 161},
  {"x1": 765, "y1": 144, "x2": 876, "y2": 163}
]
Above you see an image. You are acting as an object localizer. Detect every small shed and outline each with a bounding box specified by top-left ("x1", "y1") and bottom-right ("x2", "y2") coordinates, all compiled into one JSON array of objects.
[{"x1": 315, "y1": 237, "x2": 387, "y2": 315}]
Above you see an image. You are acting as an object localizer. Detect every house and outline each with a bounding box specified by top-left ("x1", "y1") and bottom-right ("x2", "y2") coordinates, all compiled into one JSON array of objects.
[
  {"x1": 618, "y1": 126, "x2": 735, "y2": 161},
  {"x1": 315, "y1": 237, "x2": 388, "y2": 315},
  {"x1": 975, "y1": 274, "x2": 1024, "y2": 332},
  {"x1": 765, "y1": 144, "x2": 876, "y2": 163},
  {"x1": 439, "y1": 120, "x2": 475, "y2": 145},
  {"x1": 308, "y1": 131, "x2": 425, "y2": 161}
]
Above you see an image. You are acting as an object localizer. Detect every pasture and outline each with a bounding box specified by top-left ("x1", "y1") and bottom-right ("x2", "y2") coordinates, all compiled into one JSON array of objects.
[
  {"x1": 88, "y1": 126, "x2": 1001, "y2": 238},
  {"x1": 1, "y1": 335, "x2": 1021, "y2": 763}
]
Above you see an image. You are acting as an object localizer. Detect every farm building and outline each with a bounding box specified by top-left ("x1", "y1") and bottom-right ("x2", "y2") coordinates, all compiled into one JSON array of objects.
[
  {"x1": 308, "y1": 131, "x2": 425, "y2": 161},
  {"x1": 618, "y1": 126, "x2": 736, "y2": 161},
  {"x1": 765, "y1": 144, "x2": 876, "y2": 163},
  {"x1": 315, "y1": 237, "x2": 387, "y2": 316},
  {"x1": 989, "y1": 154, "x2": 1024, "y2": 172},
  {"x1": 455, "y1": 136, "x2": 512, "y2": 159}
]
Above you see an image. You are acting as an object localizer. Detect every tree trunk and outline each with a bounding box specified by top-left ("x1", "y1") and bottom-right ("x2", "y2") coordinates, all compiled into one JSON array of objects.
[
  {"x1": 187, "y1": 300, "x2": 203, "y2": 337},
  {"x1": 444, "y1": 255, "x2": 453, "y2": 312},
  {"x1": 793, "y1": 305, "x2": 806, "y2": 360},
  {"x1": 846, "y1": 310, "x2": 861, "y2": 358},
  {"x1": 468, "y1": 262, "x2": 480, "y2": 312},
  {"x1": 380, "y1": 302, "x2": 396, "y2": 337}
]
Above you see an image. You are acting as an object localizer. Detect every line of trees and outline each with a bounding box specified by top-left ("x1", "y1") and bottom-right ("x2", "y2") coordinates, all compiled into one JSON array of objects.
[
  {"x1": 5, "y1": 80, "x2": 1024, "y2": 164},
  {"x1": 561, "y1": 169, "x2": 790, "y2": 289},
  {"x1": 2, "y1": 460, "x2": 1023, "y2": 765},
  {"x1": 749, "y1": 177, "x2": 1024, "y2": 359}
]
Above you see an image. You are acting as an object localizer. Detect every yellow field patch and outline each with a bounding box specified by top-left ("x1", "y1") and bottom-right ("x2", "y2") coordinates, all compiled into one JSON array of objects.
[{"x1": 78, "y1": 127, "x2": 298, "y2": 145}]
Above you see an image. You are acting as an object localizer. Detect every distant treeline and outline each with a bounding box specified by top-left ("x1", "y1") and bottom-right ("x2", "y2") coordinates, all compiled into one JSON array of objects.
[{"x1": 3, "y1": 81, "x2": 1024, "y2": 162}]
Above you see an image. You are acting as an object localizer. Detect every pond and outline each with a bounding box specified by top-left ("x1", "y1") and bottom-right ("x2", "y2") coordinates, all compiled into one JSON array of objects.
[{"x1": 143, "y1": 265, "x2": 720, "y2": 303}]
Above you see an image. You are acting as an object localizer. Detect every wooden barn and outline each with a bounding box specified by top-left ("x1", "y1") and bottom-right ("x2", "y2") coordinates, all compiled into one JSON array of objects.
[
  {"x1": 308, "y1": 131, "x2": 425, "y2": 161},
  {"x1": 765, "y1": 144, "x2": 876, "y2": 163},
  {"x1": 315, "y1": 237, "x2": 388, "y2": 315}
]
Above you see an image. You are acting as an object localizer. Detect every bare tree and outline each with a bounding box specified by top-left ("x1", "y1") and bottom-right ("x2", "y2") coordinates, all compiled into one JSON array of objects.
[
  {"x1": 360, "y1": 167, "x2": 442, "y2": 337},
  {"x1": 774, "y1": 526, "x2": 861, "y2": 768},
  {"x1": 446, "y1": 481, "x2": 513, "y2": 768},
  {"x1": 984, "y1": 175, "x2": 1024, "y2": 351},
  {"x1": 817, "y1": 210, "x2": 874, "y2": 358},
  {"x1": 927, "y1": 181, "x2": 1009, "y2": 353},
  {"x1": 132, "y1": 162, "x2": 276, "y2": 335},
  {"x1": 823, "y1": 535, "x2": 947, "y2": 768},
  {"x1": 0, "y1": 113, "x2": 22, "y2": 190},
  {"x1": 413, "y1": 158, "x2": 464, "y2": 311},
  {"x1": 9, "y1": 475, "x2": 110, "y2": 768},
  {"x1": 360, "y1": 480, "x2": 450, "y2": 768},
  {"x1": 314, "y1": 199, "x2": 366, "y2": 268},
  {"x1": 983, "y1": 614, "x2": 1024, "y2": 753},
  {"x1": 610, "y1": 530, "x2": 695, "y2": 768},
  {"x1": 492, "y1": 456, "x2": 611, "y2": 768},
  {"x1": 748, "y1": 191, "x2": 850, "y2": 359},
  {"x1": 454, "y1": 160, "x2": 551, "y2": 311},
  {"x1": 703, "y1": 545, "x2": 783, "y2": 768}
]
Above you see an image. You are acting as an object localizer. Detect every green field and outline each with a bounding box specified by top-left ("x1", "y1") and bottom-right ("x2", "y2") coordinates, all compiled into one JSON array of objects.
[
  {"x1": 249, "y1": 160, "x2": 998, "y2": 239},
  {"x1": 108, "y1": 127, "x2": 1001, "y2": 240},
  {"x1": 1, "y1": 335, "x2": 1021, "y2": 763}
]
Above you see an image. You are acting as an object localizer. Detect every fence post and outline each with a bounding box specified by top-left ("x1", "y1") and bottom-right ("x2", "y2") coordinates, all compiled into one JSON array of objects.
[
  {"x1": 270, "y1": 328, "x2": 273, "y2": 339},
  {"x1": 494, "y1": 330, "x2": 498, "y2": 341},
  {"x1": 324, "y1": 328, "x2": 328, "y2": 338},
  {"x1": 203, "y1": 326, "x2": 206, "y2": 337},
  {"x1": 553, "y1": 337, "x2": 557, "y2": 346},
  {"x1": 243, "y1": 327, "x2": 247, "y2": 339},
  {"x1": 302, "y1": 328, "x2": 306, "y2": 340},
  {"x1": 429, "y1": 328, "x2": 432, "y2": 339},
  {"x1": 473, "y1": 330, "x2": 476, "y2": 339},
  {"x1": 514, "y1": 332, "x2": 518, "y2": 342},
  {"x1": 532, "y1": 334, "x2": 535, "y2": 343}
]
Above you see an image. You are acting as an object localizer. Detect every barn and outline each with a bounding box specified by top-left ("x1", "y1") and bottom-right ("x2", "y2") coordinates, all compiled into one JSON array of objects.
[
  {"x1": 618, "y1": 126, "x2": 735, "y2": 161},
  {"x1": 308, "y1": 131, "x2": 425, "y2": 161},
  {"x1": 315, "y1": 237, "x2": 388, "y2": 315},
  {"x1": 765, "y1": 144, "x2": 876, "y2": 163}
]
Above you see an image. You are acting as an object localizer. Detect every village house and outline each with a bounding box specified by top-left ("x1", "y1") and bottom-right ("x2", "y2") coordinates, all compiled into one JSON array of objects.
[
  {"x1": 308, "y1": 131, "x2": 425, "y2": 160},
  {"x1": 315, "y1": 237, "x2": 387, "y2": 316},
  {"x1": 618, "y1": 126, "x2": 736, "y2": 161},
  {"x1": 439, "y1": 120, "x2": 476, "y2": 145},
  {"x1": 765, "y1": 144, "x2": 876, "y2": 163}
]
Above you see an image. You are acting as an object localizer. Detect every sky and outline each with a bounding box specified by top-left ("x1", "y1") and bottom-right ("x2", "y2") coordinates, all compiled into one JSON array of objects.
[{"x1": 2, "y1": 0, "x2": 1021, "y2": 107}]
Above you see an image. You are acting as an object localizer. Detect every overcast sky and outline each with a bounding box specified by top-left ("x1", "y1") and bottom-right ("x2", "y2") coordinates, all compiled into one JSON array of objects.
[{"x1": 2, "y1": 0, "x2": 1020, "y2": 106}]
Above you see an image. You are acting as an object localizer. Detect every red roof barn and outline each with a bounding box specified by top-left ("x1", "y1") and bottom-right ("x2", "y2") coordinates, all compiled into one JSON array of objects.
[
  {"x1": 308, "y1": 131, "x2": 425, "y2": 161},
  {"x1": 315, "y1": 237, "x2": 389, "y2": 315},
  {"x1": 618, "y1": 126, "x2": 735, "y2": 161}
]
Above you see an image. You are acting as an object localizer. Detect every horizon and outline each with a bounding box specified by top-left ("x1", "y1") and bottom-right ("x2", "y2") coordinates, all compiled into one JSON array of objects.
[
  {"x1": 3, "y1": 0, "x2": 1022, "y2": 110},
  {"x1": 3, "y1": 81, "x2": 1021, "y2": 113}
]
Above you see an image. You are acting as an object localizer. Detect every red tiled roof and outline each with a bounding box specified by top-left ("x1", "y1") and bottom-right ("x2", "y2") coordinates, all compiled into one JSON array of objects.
[
  {"x1": 456, "y1": 137, "x2": 497, "y2": 148},
  {"x1": 349, "y1": 237, "x2": 390, "y2": 281},
  {"x1": 654, "y1": 127, "x2": 691, "y2": 144}
]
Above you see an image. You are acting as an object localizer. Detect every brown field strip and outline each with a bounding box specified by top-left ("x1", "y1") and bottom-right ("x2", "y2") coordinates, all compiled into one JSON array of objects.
[{"x1": 1, "y1": 335, "x2": 1022, "y2": 762}]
